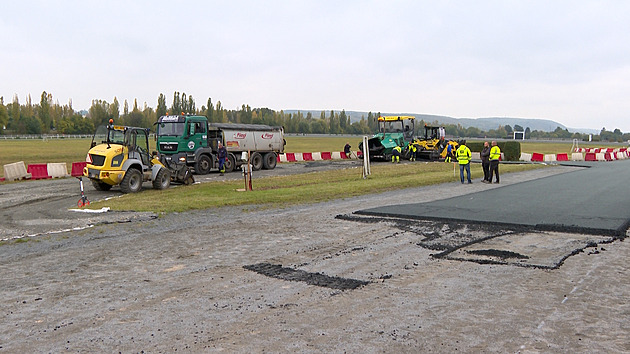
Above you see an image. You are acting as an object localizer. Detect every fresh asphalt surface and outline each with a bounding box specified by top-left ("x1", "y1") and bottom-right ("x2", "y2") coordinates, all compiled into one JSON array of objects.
[{"x1": 357, "y1": 160, "x2": 630, "y2": 237}]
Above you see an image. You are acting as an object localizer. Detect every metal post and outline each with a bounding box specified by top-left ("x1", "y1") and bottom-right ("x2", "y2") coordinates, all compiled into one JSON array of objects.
[{"x1": 362, "y1": 136, "x2": 371, "y2": 179}]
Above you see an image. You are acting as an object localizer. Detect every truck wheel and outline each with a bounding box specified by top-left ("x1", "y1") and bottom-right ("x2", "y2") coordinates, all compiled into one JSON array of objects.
[
  {"x1": 224, "y1": 154, "x2": 235, "y2": 173},
  {"x1": 91, "y1": 180, "x2": 113, "y2": 191},
  {"x1": 120, "y1": 168, "x2": 143, "y2": 193},
  {"x1": 262, "y1": 152, "x2": 277, "y2": 169},
  {"x1": 152, "y1": 168, "x2": 171, "y2": 190},
  {"x1": 251, "y1": 152, "x2": 263, "y2": 171},
  {"x1": 195, "y1": 154, "x2": 211, "y2": 175}
]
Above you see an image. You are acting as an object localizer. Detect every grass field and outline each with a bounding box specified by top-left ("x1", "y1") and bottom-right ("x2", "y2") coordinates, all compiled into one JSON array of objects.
[
  {"x1": 92, "y1": 162, "x2": 545, "y2": 213},
  {"x1": 0, "y1": 136, "x2": 624, "y2": 178}
]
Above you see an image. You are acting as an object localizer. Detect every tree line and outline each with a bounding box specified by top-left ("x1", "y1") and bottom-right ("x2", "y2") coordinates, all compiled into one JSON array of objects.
[{"x1": 1, "y1": 91, "x2": 628, "y2": 142}]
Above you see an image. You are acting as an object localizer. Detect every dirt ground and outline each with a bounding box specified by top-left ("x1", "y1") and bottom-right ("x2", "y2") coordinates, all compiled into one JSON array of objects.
[{"x1": 1, "y1": 161, "x2": 629, "y2": 353}]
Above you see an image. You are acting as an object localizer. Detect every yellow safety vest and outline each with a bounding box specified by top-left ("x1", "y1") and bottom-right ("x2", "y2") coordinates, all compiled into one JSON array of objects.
[
  {"x1": 393, "y1": 146, "x2": 402, "y2": 153},
  {"x1": 457, "y1": 145, "x2": 471, "y2": 165},
  {"x1": 490, "y1": 146, "x2": 501, "y2": 160}
]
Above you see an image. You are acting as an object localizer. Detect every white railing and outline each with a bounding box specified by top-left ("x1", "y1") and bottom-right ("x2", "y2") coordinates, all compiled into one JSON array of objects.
[{"x1": 0, "y1": 134, "x2": 92, "y2": 140}]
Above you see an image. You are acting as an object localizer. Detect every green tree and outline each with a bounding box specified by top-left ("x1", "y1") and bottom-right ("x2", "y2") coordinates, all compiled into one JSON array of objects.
[
  {"x1": 170, "y1": 91, "x2": 181, "y2": 115},
  {"x1": 109, "y1": 97, "x2": 120, "y2": 121},
  {"x1": 181, "y1": 93, "x2": 188, "y2": 114},
  {"x1": 0, "y1": 97, "x2": 8, "y2": 133},
  {"x1": 38, "y1": 91, "x2": 52, "y2": 131},
  {"x1": 187, "y1": 94, "x2": 196, "y2": 114},
  {"x1": 127, "y1": 99, "x2": 144, "y2": 127},
  {"x1": 156, "y1": 93, "x2": 167, "y2": 119},
  {"x1": 205, "y1": 97, "x2": 214, "y2": 122},
  {"x1": 339, "y1": 109, "x2": 348, "y2": 133},
  {"x1": 329, "y1": 110, "x2": 339, "y2": 134},
  {"x1": 89, "y1": 99, "x2": 111, "y2": 127},
  {"x1": 22, "y1": 115, "x2": 42, "y2": 134}
]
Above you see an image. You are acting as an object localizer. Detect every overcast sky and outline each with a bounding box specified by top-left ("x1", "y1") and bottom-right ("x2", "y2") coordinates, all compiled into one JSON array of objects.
[{"x1": 2, "y1": 1, "x2": 629, "y2": 131}]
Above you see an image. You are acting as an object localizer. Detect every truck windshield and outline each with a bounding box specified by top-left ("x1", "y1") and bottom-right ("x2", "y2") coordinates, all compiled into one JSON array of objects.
[{"x1": 158, "y1": 122, "x2": 185, "y2": 137}]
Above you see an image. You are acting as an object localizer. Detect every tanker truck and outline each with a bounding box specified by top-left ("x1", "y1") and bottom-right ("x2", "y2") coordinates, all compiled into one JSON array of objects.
[{"x1": 156, "y1": 115, "x2": 285, "y2": 174}]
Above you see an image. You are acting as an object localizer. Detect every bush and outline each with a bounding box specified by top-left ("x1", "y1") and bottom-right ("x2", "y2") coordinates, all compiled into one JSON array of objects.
[{"x1": 464, "y1": 141, "x2": 521, "y2": 161}]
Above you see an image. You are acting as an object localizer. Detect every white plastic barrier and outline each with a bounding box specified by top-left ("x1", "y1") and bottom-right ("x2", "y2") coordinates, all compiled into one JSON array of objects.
[
  {"x1": 519, "y1": 153, "x2": 532, "y2": 161},
  {"x1": 311, "y1": 152, "x2": 322, "y2": 161},
  {"x1": 544, "y1": 154, "x2": 557, "y2": 162},
  {"x1": 294, "y1": 153, "x2": 304, "y2": 162},
  {"x1": 47, "y1": 162, "x2": 69, "y2": 178},
  {"x1": 615, "y1": 152, "x2": 626, "y2": 160},
  {"x1": 331, "y1": 151, "x2": 343, "y2": 160},
  {"x1": 571, "y1": 153, "x2": 584, "y2": 161},
  {"x1": 471, "y1": 152, "x2": 481, "y2": 160},
  {"x1": 3, "y1": 161, "x2": 32, "y2": 181},
  {"x1": 596, "y1": 153, "x2": 606, "y2": 161},
  {"x1": 278, "y1": 154, "x2": 288, "y2": 162}
]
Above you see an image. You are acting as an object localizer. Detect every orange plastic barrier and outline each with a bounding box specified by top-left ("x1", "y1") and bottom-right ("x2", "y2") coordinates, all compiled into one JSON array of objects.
[
  {"x1": 585, "y1": 153, "x2": 596, "y2": 161},
  {"x1": 285, "y1": 153, "x2": 297, "y2": 162},
  {"x1": 531, "y1": 153, "x2": 544, "y2": 162},
  {"x1": 340, "y1": 152, "x2": 348, "y2": 159},
  {"x1": 321, "y1": 152, "x2": 332, "y2": 160},
  {"x1": 71, "y1": 161, "x2": 87, "y2": 177},
  {"x1": 27, "y1": 164, "x2": 51, "y2": 180},
  {"x1": 302, "y1": 152, "x2": 313, "y2": 161}
]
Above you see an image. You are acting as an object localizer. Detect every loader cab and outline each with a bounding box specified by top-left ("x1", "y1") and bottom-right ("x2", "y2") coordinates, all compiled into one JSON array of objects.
[
  {"x1": 423, "y1": 125, "x2": 441, "y2": 140},
  {"x1": 128, "y1": 128, "x2": 151, "y2": 167}
]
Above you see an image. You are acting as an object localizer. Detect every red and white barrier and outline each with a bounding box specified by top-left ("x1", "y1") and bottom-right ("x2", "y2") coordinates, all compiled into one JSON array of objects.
[
  {"x1": 571, "y1": 153, "x2": 584, "y2": 161},
  {"x1": 276, "y1": 151, "x2": 355, "y2": 163},
  {"x1": 519, "y1": 148, "x2": 630, "y2": 163},
  {"x1": 3, "y1": 161, "x2": 32, "y2": 181},
  {"x1": 47, "y1": 163, "x2": 69, "y2": 178},
  {"x1": 27, "y1": 164, "x2": 51, "y2": 180}
]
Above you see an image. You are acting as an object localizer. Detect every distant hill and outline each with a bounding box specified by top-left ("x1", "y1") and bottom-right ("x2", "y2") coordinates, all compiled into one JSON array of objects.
[{"x1": 284, "y1": 110, "x2": 598, "y2": 134}]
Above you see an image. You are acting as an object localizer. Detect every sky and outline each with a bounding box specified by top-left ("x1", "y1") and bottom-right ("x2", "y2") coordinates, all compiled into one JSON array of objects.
[{"x1": 2, "y1": 0, "x2": 629, "y2": 132}]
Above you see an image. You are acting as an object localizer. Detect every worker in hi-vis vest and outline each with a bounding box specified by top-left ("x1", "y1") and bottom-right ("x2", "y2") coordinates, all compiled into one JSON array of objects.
[
  {"x1": 489, "y1": 141, "x2": 501, "y2": 183},
  {"x1": 456, "y1": 140, "x2": 472, "y2": 184},
  {"x1": 392, "y1": 145, "x2": 402, "y2": 163},
  {"x1": 408, "y1": 143, "x2": 417, "y2": 161}
]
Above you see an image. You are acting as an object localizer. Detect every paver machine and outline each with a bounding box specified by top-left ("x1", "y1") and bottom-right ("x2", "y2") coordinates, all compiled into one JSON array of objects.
[{"x1": 359, "y1": 116, "x2": 416, "y2": 161}]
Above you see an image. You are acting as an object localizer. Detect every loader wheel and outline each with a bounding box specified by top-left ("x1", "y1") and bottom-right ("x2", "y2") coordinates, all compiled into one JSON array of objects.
[
  {"x1": 152, "y1": 168, "x2": 171, "y2": 190},
  {"x1": 251, "y1": 152, "x2": 263, "y2": 171},
  {"x1": 91, "y1": 180, "x2": 113, "y2": 191},
  {"x1": 262, "y1": 152, "x2": 277, "y2": 169},
  {"x1": 120, "y1": 168, "x2": 142, "y2": 194},
  {"x1": 195, "y1": 154, "x2": 212, "y2": 175}
]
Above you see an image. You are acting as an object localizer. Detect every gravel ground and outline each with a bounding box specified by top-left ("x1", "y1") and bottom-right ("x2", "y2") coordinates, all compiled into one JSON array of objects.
[{"x1": 1, "y1": 162, "x2": 629, "y2": 352}]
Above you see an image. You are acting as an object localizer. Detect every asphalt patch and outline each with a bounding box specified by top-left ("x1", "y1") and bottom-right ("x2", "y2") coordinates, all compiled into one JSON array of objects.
[
  {"x1": 355, "y1": 160, "x2": 630, "y2": 237},
  {"x1": 466, "y1": 249, "x2": 530, "y2": 259},
  {"x1": 243, "y1": 263, "x2": 370, "y2": 290},
  {"x1": 337, "y1": 214, "x2": 613, "y2": 269}
]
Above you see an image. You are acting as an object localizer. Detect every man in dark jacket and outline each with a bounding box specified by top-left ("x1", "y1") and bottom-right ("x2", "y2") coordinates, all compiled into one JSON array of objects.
[
  {"x1": 217, "y1": 142, "x2": 228, "y2": 176},
  {"x1": 480, "y1": 141, "x2": 490, "y2": 183}
]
